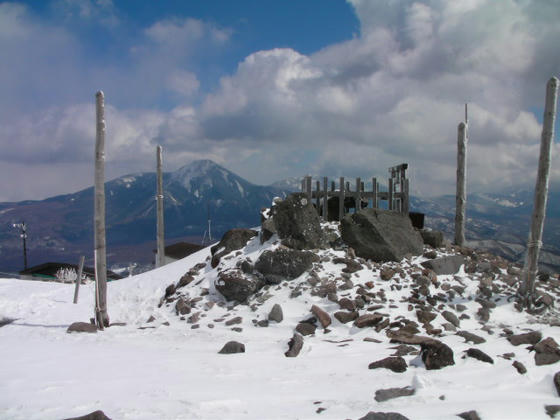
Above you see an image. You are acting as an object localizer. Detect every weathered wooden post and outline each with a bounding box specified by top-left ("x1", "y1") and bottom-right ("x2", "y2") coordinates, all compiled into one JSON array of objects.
[
  {"x1": 73, "y1": 255, "x2": 85, "y2": 304},
  {"x1": 315, "y1": 180, "x2": 321, "y2": 210},
  {"x1": 323, "y1": 177, "x2": 328, "y2": 221},
  {"x1": 372, "y1": 177, "x2": 378, "y2": 209},
  {"x1": 305, "y1": 176, "x2": 312, "y2": 202},
  {"x1": 94, "y1": 90, "x2": 109, "y2": 328},
  {"x1": 355, "y1": 177, "x2": 361, "y2": 213},
  {"x1": 339, "y1": 177, "x2": 345, "y2": 221},
  {"x1": 388, "y1": 178, "x2": 394, "y2": 210},
  {"x1": 520, "y1": 77, "x2": 558, "y2": 308},
  {"x1": 156, "y1": 145, "x2": 165, "y2": 268},
  {"x1": 455, "y1": 121, "x2": 468, "y2": 247}
]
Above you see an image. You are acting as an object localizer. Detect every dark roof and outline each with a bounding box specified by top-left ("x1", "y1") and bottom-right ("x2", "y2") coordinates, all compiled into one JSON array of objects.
[
  {"x1": 19, "y1": 262, "x2": 123, "y2": 281},
  {"x1": 154, "y1": 242, "x2": 205, "y2": 260}
]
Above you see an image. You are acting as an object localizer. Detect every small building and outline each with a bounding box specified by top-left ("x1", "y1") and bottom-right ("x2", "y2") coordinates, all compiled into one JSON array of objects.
[
  {"x1": 19, "y1": 262, "x2": 123, "y2": 282},
  {"x1": 154, "y1": 242, "x2": 205, "y2": 265}
]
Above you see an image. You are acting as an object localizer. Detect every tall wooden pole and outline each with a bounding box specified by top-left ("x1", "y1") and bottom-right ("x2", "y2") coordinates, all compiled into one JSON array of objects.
[
  {"x1": 73, "y1": 255, "x2": 85, "y2": 304},
  {"x1": 520, "y1": 77, "x2": 559, "y2": 308},
  {"x1": 455, "y1": 121, "x2": 468, "y2": 247},
  {"x1": 156, "y1": 145, "x2": 165, "y2": 268},
  {"x1": 94, "y1": 91, "x2": 109, "y2": 328}
]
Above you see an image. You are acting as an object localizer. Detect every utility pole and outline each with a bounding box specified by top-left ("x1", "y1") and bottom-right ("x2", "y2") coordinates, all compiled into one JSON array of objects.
[
  {"x1": 520, "y1": 77, "x2": 558, "y2": 308},
  {"x1": 12, "y1": 222, "x2": 28, "y2": 270},
  {"x1": 94, "y1": 90, "x2": 109, "y2": 329},
  {"x1": 455, "y1": 104, "x2": 468, "y2": 247},
  {"x1": 156, "y1": 145, "x2": 165, "y2": 268}
]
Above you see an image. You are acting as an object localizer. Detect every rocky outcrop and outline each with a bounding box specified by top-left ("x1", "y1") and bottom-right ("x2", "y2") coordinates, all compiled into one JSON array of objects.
[
  {"x1": 211, "y1": 229, "x2": 258, "y2": 268},
  {"x1": 340, "y1": 208, "x2": 423, "y2": 262}
]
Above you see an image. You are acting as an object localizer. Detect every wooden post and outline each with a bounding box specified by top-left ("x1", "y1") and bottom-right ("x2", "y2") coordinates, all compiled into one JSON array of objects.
[
  {"x1": 355, "y1": 177, "x2": 361, "y2": 213},
  {"x1": 156, "y1": 145, "x2": 165, "y2": 268},
  {"x1": 315, "y1": 180, "x2": 321, "y2": 210},
  {"x1": 388, "y1": 178, "x2": 394, "y2": 211},
  {"x1": 339, "y1": 177, "x2": 345, "y2": 221},
  {"x1": 520, "y1": 77, "x2": 559, "y2": 308},
  {"x1": 455, "y1": 122, "x2": 467, "y2": 247},
  {"x1": 402, "y1": 178, "x2": 410, "y2": 215},
  {"x1": 372, "y1": 177, "x2": 378, "y2": 209},
  {"x1": 301, "y1": 178, "x2": 305, "y2": 192},
  {"x1": 305, "y1": 176, "x2": 312, "y2": 202},
  {"x1": 323, "y1": 177, "x2": 328, "y2": 221},
  {"x1": 73, "y1": 255, "x2": 85, "y2": 304},
  {"x1": 94, "y1": 90, "x2": 109, "y2": 329},
  {"x1": 331, "y1": 181, "x2": 335, "y2": 192}
]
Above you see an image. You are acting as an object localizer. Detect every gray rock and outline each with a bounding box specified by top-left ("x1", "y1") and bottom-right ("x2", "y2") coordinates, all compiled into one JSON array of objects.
[
  {"x1": 442, "y1": 311, "x2": 460, "y2": 328},
  {"x1": 359, "y1": 412, "x2": 410, "y2": 420},
  {"x1": 333, "y1": 257, "x2": 362, "y2": 273},
  {"x1": 368, "y1": 356, "x2": 407, "y2": 373},
  {"x1": 457, "y1": 410, "x2": 481, "y2": 420},
  {"x1": 215, "y1": 269, "x2": 262, "y2": 302},
  {"x1": 225, "y1": 316, "x2": 242, "y2": 326},
  {"x1": 374, "y1": 386, "x2": 415, "y2": 402},
  {"x1": 273, "y1": 193, "x2": 325, "y2": 250},
  {"x1": 421, "y1": 255, "x2": 465, "y2": 275},
  {"x1": 218, "y1": 341, "x2": 245, "y2": 354},
  {"x1": 164, "y1": 283, "x2": 176, "y2": 298},
  {"x1": 513, "y1": 361, "x2": 527, "y2": 374},
  {"x1": 211, "y1": 228, "x2": 258, "y2": 268},
  {"x1": 296, "y1": 322, "x2": 317, "y2": 336},
  {"x1": 338, "y1": 297, "x2": 356, "y2": 311},
  {"x1": 255, "y1": 248, "x2": 318, "y2": 282},
  {"x1": 0, "y1": 317, "x2": 16, "y2": 327},
  {"x1": 457, "y1": 331, "x2": 486, "y2": 344},
  {"x1": 466, "y1": 348, "x2": 494, "y2": 364},
  {"x1": 177, "y1": 274, "x2": 195, "y2": 289},
  {"x1": 555, "y1": 372, "x2": 560, "y2": 397},
  {"x1": 421, "y1": 340, "x2": 455, "y2": 370},
  {"x1": 340, "y1": 208, "x2": 424, "y2": 263},
  {"x1": 63, "y1": 410, "x2": 111, "y2": 420},
  {"x1": 545, "y1": 406, "x2": 560, "y2": 418},
  {"x1": 175, "y1": 297, "x2": 191, "y2": 315},
  {"x1": 534, "y1": 337, "x2": 560, "y2": 366},
  {"x1": 285, "y1": 333, "x2": 304, "y2": 357},
  {"x1": 268, "y1": 304, "x2": 284, "y2": 323},
  {"x1": 507, "y1": 330, "x2": 542, "y2": 346},
  {"x1": 354, "y1": 314, "x2": 383, "y2": 328},
  {"x1": 334, "y1": 311, "x2": 359, "y2": 324},
  {"x1": 416, "y1": 310, "x2": 437, "y2": 324},
  {"x1": 67, "y1": 322, "x2": 97, "y2": 334},
  {"x1": 311, "y1": 305, "x2": 332, "y2": 329},
  {"x1": 420, "y1": 230, "x2": 444, "y2": 248}
]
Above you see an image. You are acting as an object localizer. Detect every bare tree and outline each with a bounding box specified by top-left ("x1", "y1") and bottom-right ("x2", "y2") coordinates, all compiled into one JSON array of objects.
[
  {"x1": 519, "y1": 77, "x2": 558, "y2": 308},
  {"x1": 94, "y1": 91, "x2": 109, "y2": 328},
  {"x1": 156, "y1": 145, "x2": 165, "y2": 268}
]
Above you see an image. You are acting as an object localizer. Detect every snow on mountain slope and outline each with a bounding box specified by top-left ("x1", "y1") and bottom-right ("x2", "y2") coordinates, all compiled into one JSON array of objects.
[{"x1": 0, "y1": 230, "x2": 559, "y2": 420}]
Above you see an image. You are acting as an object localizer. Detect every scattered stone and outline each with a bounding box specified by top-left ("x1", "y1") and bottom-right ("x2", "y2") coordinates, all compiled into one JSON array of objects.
[
  {"x1": 457, "y1": 410, "x2": 481, "y2": 420},
  {"x1": 368, "y1": 356, "x2": 407, "y2": 373},
  {"x1": 466, "y1": 348, "x2": 494, "y2": 364},
  {"x1": 255, "y1": 248, "x2": 319, "y2": 283},
  {"x1": 285, "y1": 333, "x2": 304, "y2": 357},
  {"x1": 211, "y1": 228, "x2": 258, "y2": 268},
  {"x1": 340, "y1": 208, "x2": 424, "y2": 262},
  {"x1": 420, "y1": 230, "x2": 444, "y2": 249},
  {"x1": 513, "y1": 361, "x2": 527, "y2": 374},
  {"x1": 338, "y1": 297, "x2": 356, "y2": 311},
  {"x1": 534, "y1": 337, "x2": 560, "y2": 366},
  {"x1": 334, "y1": 311, "x2": 359, "y2": 324},
  {"x1": 296, "y1": 322, "x2": 317, "y2": 336},
  {"x1": 0, "y1": 317, "x2": 16, "y2": 327},
  {"x1": 421, "y1": 340, "x2": 455, "y2": 370},
  {"x1": 359, "y1": 412, "x2": 410, "y2": 420},
  {"x1": 218, "y1": 341, "x2": 245, "y2": 354},
  {"x1": 187, "y1": 313, "x2": 200, "y2": 324},
  {"x1": 231, "y1": 327, "x2": 243, "y2": 333},
  {"x1": 456, "y1": 331, "x2": 486, "y2": 345},
  {"x1": 63, "y1": 410, "x2": 111, "y2": 420},
  {"x1": 257, "y1": 320, "x2": 269, "y2": 328},
  {"x1": 416, "y1": 310, "x2": 437, "y2": 324},
  {"x1": 374, "y1": 386, "x2": 415, "y2": 402},
  {"x1": 215, "y1": 269, "x2": 261, "y2": 302},
  {"x1": 311, "y1": 305, "x2": 332, "y2": 329},
  {"x1": 507, "y1": 331, "x2": 542, "y2": 346},
  {"x1": 364, "y1": 337, "x2": 383, "y2": 343},
  {"x1": 333, "y1": 257, "x2": 362, "y2": 273},
  {"x1": 442, "y1": 311, "x2": 460, "y2": 328},
  {"x1": 456, "y1": 304, "x2": 467, "y2": 312},
  {"x1": 421, "y1": 255, "x2": 465, "y2": 275},
  {"x1": 67, "y1": 322, "x2": 97, "y2": 334},
  {"x1": 164, "y1": 284, "x2": 176, "y2": 298},
  {"x1": 380, "y1": 268, "x2": 395, "y2": 281},
  {"x1": 477, "y1": 307, "x2": 490, "y2": 323},
  {"x1": 225, "y1": 316, "x2": 242, "y2": 326},
  {"x1": 354, "y1": 314, "x2": 383, "y2": 328},
  {"x1": 545, "y1": 405, "x2": 560, "y2": 418},
  {"x1": 390, "y1": 344, "x2": 418, "y2": 357},
  {"x1": 268, "y1": 303, "x2": 284, "y2": 323}
]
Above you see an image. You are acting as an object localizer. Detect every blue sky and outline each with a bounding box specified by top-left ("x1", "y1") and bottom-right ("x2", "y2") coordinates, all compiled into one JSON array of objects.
[{"x1": 0, "y1": 0, "x2": 559, "y2": 201}]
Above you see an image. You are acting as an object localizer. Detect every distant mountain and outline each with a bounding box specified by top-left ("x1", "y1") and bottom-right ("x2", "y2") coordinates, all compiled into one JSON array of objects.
[{"x1": 0, "y1": 160, "x2": 287, "y2": 273}]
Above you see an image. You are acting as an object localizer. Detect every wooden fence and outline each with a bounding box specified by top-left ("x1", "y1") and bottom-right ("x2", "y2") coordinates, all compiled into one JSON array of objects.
[{"x1": 300, "y1": 163, "x2": 410, "y2": 221}]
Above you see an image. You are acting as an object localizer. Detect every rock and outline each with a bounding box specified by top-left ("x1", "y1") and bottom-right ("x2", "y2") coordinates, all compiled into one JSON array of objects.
[
  {"x1": 296, "y1": 322, "x2": 317, "y2": 336},
  {"x1": 268, "y1": 304, "x2": 284, "y2": 323},
  {"x1": 513, "y1": 361, "x2": 527, "y2": 374},
  {"x1": 391, "y1": 344, "x2": 418, "y2": 356},
  {"x1": 63, "y1": 410, "x2": 111, "y2": 420},
  {"x1": 218, "y1": 341, "x2": 245, "y2": 354},
  {"x1": 477, "y1": 307, "x2": 490, "y2": 322},
  {"x1": 421, "y1": 340, "x2": 455, "y2": 370},
  {"x1": 442, "y1": 311, "x2": 460, "y2": 328},
  {"x1": 359, "y1": 412, "x2": 410, "y2": 420},
  {"x1": 175, "y1": 298, "x2": 191, "y2": 315},
  {"x1": 225, "y1": 316, "x2": 242, "y2": 326},
  {"x1": 311, "y1": 305, "x2": 332, "y2": 329},
  {"x1": 507, "y1": 331, "x2": 542, "y2": 346},
  {"x1": 340, "y1": 208, "x2": 424, "y2": 263},
  {"x1": 420, "y1": 256, "x2": 465, "y2": 275},
  {"x1": 420, "y1": 230, "x2": 444, "y2": 248},
  {"x1": 457, "y1": 410, "x2": 481, "y2": 420},
  {"x1": 555, "y1": 372, "x2": 560, "y2": 397},
  {"x1": 338, "y1": 297, "x2": 356, "y2": 311},
  {"x1": 386, "y1": 331, "x2": 437, "y2": 346},
  {"x1": 456, "y1": 331, "x2": 486, "y2": 344},
  {"x1": 273, "y1": 193, "x2": 325, "y2": 250},
  {"x1": 164, "y1": 284, "x2": 176, "y2": 298},
  {"x1": 545, "y1": 406, "x2": 560, "y2": 418},
  {"x1": 333, "y1": 257, "x2": 362, "y2": 273},
  {"x1": 466, "y1": 348, "x2": 494, "y2": 364},
  {"x1": 177, "y1": 274, "x2": 195, "y2": 289},
  {"x1": 534, "y1": 337, "x2": 560, "y2": 366},
  {"x1": 368, "y1": 356, "x2": 407, "y2": 373},
  {"x1": 334, "y1": 311, "x2": 359, "y2": 324},
  {"x1": 215, "y1": 269, "x2": 261, "y2": 302},
  {"x1": 211, "y1": 228, "x2": 258, "y2": 268},
  {"x1": 285, "y1": 333, "x2": 304, "y2": 357},
  {"x1": 255, "y1": 249, "x2": 318, "y2": 282},
  {"x1": 67, "y1": 322, "x2": 97, "y2": 334},
  {"x1": 380, "y1": 268, "x2": 395, "y2": 281},
  {"x1": 354, "y1": 314, "x2": 383, "y2": 328},
  {"x1": 374, "y1": 386, "x2": 415, "y2": 402},
  {"x1": 416, "y1": 310, "x2": 437, "y2": 324}
]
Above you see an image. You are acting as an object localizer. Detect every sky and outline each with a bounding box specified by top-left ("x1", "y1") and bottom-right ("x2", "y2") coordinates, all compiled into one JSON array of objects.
[{"x1": 1, "y1": 0, "x2": 559, "y2": 202}]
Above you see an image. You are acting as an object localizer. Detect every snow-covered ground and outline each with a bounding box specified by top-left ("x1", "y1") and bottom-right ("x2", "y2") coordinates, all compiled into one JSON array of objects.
[{"x1": 1, "y1": 234, "x2": 559, "y2": 420}]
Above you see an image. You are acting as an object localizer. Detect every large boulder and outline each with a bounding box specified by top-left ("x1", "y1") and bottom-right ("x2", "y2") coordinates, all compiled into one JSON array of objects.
[
  {"x1": 340, "y1": 208, "x2": 423, "y2": 262},
  {"x1": 420, "y1": 340, "x2": 455, "y2": 370},
  {"x1": 211, "y1": 229, "x2": 258, "y2": 268},
  {"x1": 254, "y1": 248, "x2": 319, "y2": 283},
  {"x1": 273, "y1": 193, "x2": 325, "y2": 250},
  {"x1": 421, "y1": 255, "x2": 465, "y2": 275},
  {"x1": 214, "y1": 269, "x2": 262, "y2": 302}
]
